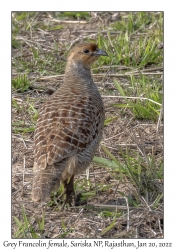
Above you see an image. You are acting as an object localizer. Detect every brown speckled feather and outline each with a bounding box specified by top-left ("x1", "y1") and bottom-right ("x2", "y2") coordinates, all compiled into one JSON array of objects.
[{"x1": 34, "y1": 91, "x2": 103, "y2": 169}]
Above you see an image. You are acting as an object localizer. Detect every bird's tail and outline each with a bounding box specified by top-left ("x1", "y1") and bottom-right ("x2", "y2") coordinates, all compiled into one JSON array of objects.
[{"x1": 31, "y1": 161, "x2": 65, "y2": 203}]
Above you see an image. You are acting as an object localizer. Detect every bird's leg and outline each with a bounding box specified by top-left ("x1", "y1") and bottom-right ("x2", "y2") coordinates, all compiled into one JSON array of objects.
[
  {"x1": 58, "y1": 175, "x2": 75, "y2": 210},
  {"x1": 64, "y1": 175, "x2": 75, "y2": 206}
]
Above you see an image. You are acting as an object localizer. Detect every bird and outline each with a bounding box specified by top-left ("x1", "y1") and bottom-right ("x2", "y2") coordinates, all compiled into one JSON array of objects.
[{"x1": 31, "y1": 42, "x2": 108, "y2": 209}]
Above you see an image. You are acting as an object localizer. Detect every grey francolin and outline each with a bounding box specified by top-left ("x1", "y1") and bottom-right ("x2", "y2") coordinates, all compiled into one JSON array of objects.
[{"x1": 31, "y1": 43, "x2": 108, "y2": 208}]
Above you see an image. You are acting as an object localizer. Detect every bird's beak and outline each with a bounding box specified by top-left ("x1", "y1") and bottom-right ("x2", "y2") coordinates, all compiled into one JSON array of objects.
[{"x1": 93, "y1": 49, "x2": 108, "y2": 56}]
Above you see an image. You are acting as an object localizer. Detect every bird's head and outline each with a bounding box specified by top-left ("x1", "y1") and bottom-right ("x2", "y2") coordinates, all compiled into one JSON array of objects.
[{"x1": 67, "y1": 43, "x2": 108, "y2": 70}]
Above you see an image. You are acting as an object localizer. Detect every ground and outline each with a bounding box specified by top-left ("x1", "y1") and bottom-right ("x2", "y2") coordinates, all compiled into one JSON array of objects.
[{"x1": 12, "y1": 12, "x2": 163, "y2": 238}]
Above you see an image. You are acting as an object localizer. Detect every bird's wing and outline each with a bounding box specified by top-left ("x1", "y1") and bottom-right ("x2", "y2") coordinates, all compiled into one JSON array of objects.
[{"x1": 34, "y1": 94, "x2": 101, "y2": 170}]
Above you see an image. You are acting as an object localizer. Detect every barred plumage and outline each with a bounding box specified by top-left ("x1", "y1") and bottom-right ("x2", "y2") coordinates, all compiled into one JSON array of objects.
[{"x1": 31, "y1": 43, "x2": 108, "y2": 207}]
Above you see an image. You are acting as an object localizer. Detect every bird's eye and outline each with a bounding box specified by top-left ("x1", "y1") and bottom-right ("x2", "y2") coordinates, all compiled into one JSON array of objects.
[{"x1": 83, "y1": 49, "x2": 89, "y2": 54}]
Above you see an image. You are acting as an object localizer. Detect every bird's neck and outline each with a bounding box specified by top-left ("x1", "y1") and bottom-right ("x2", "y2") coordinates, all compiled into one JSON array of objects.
[{"x1": 64, "y1": 60, "x2": 96, "y2": 90}]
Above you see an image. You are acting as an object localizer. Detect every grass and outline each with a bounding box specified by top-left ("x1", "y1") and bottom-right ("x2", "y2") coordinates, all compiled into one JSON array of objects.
[
  {"x1": 14, "y1": 205, "x2": 45, "y2": 238},
  {"x1": 12, "y1": 97, "x2": 38, "y2": 134},
  {"x1": 92, "y1": 12, "x2": 163, "y2": 121},
  {"x1": 95, "y1": 12, "x2": 163, "y2": 67},
  {"x1": 12, "y1": 74, "x2": 31, "y2": 92},
  {"x1": 12, "y1": 12, "x2": 163, "y2": 238},
  {"x1": 112, "y1": 76, "x2": 162, "y2": 120},
  {"x1": 95, "y1": 144, "x2": 163, "y2": 206}
]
